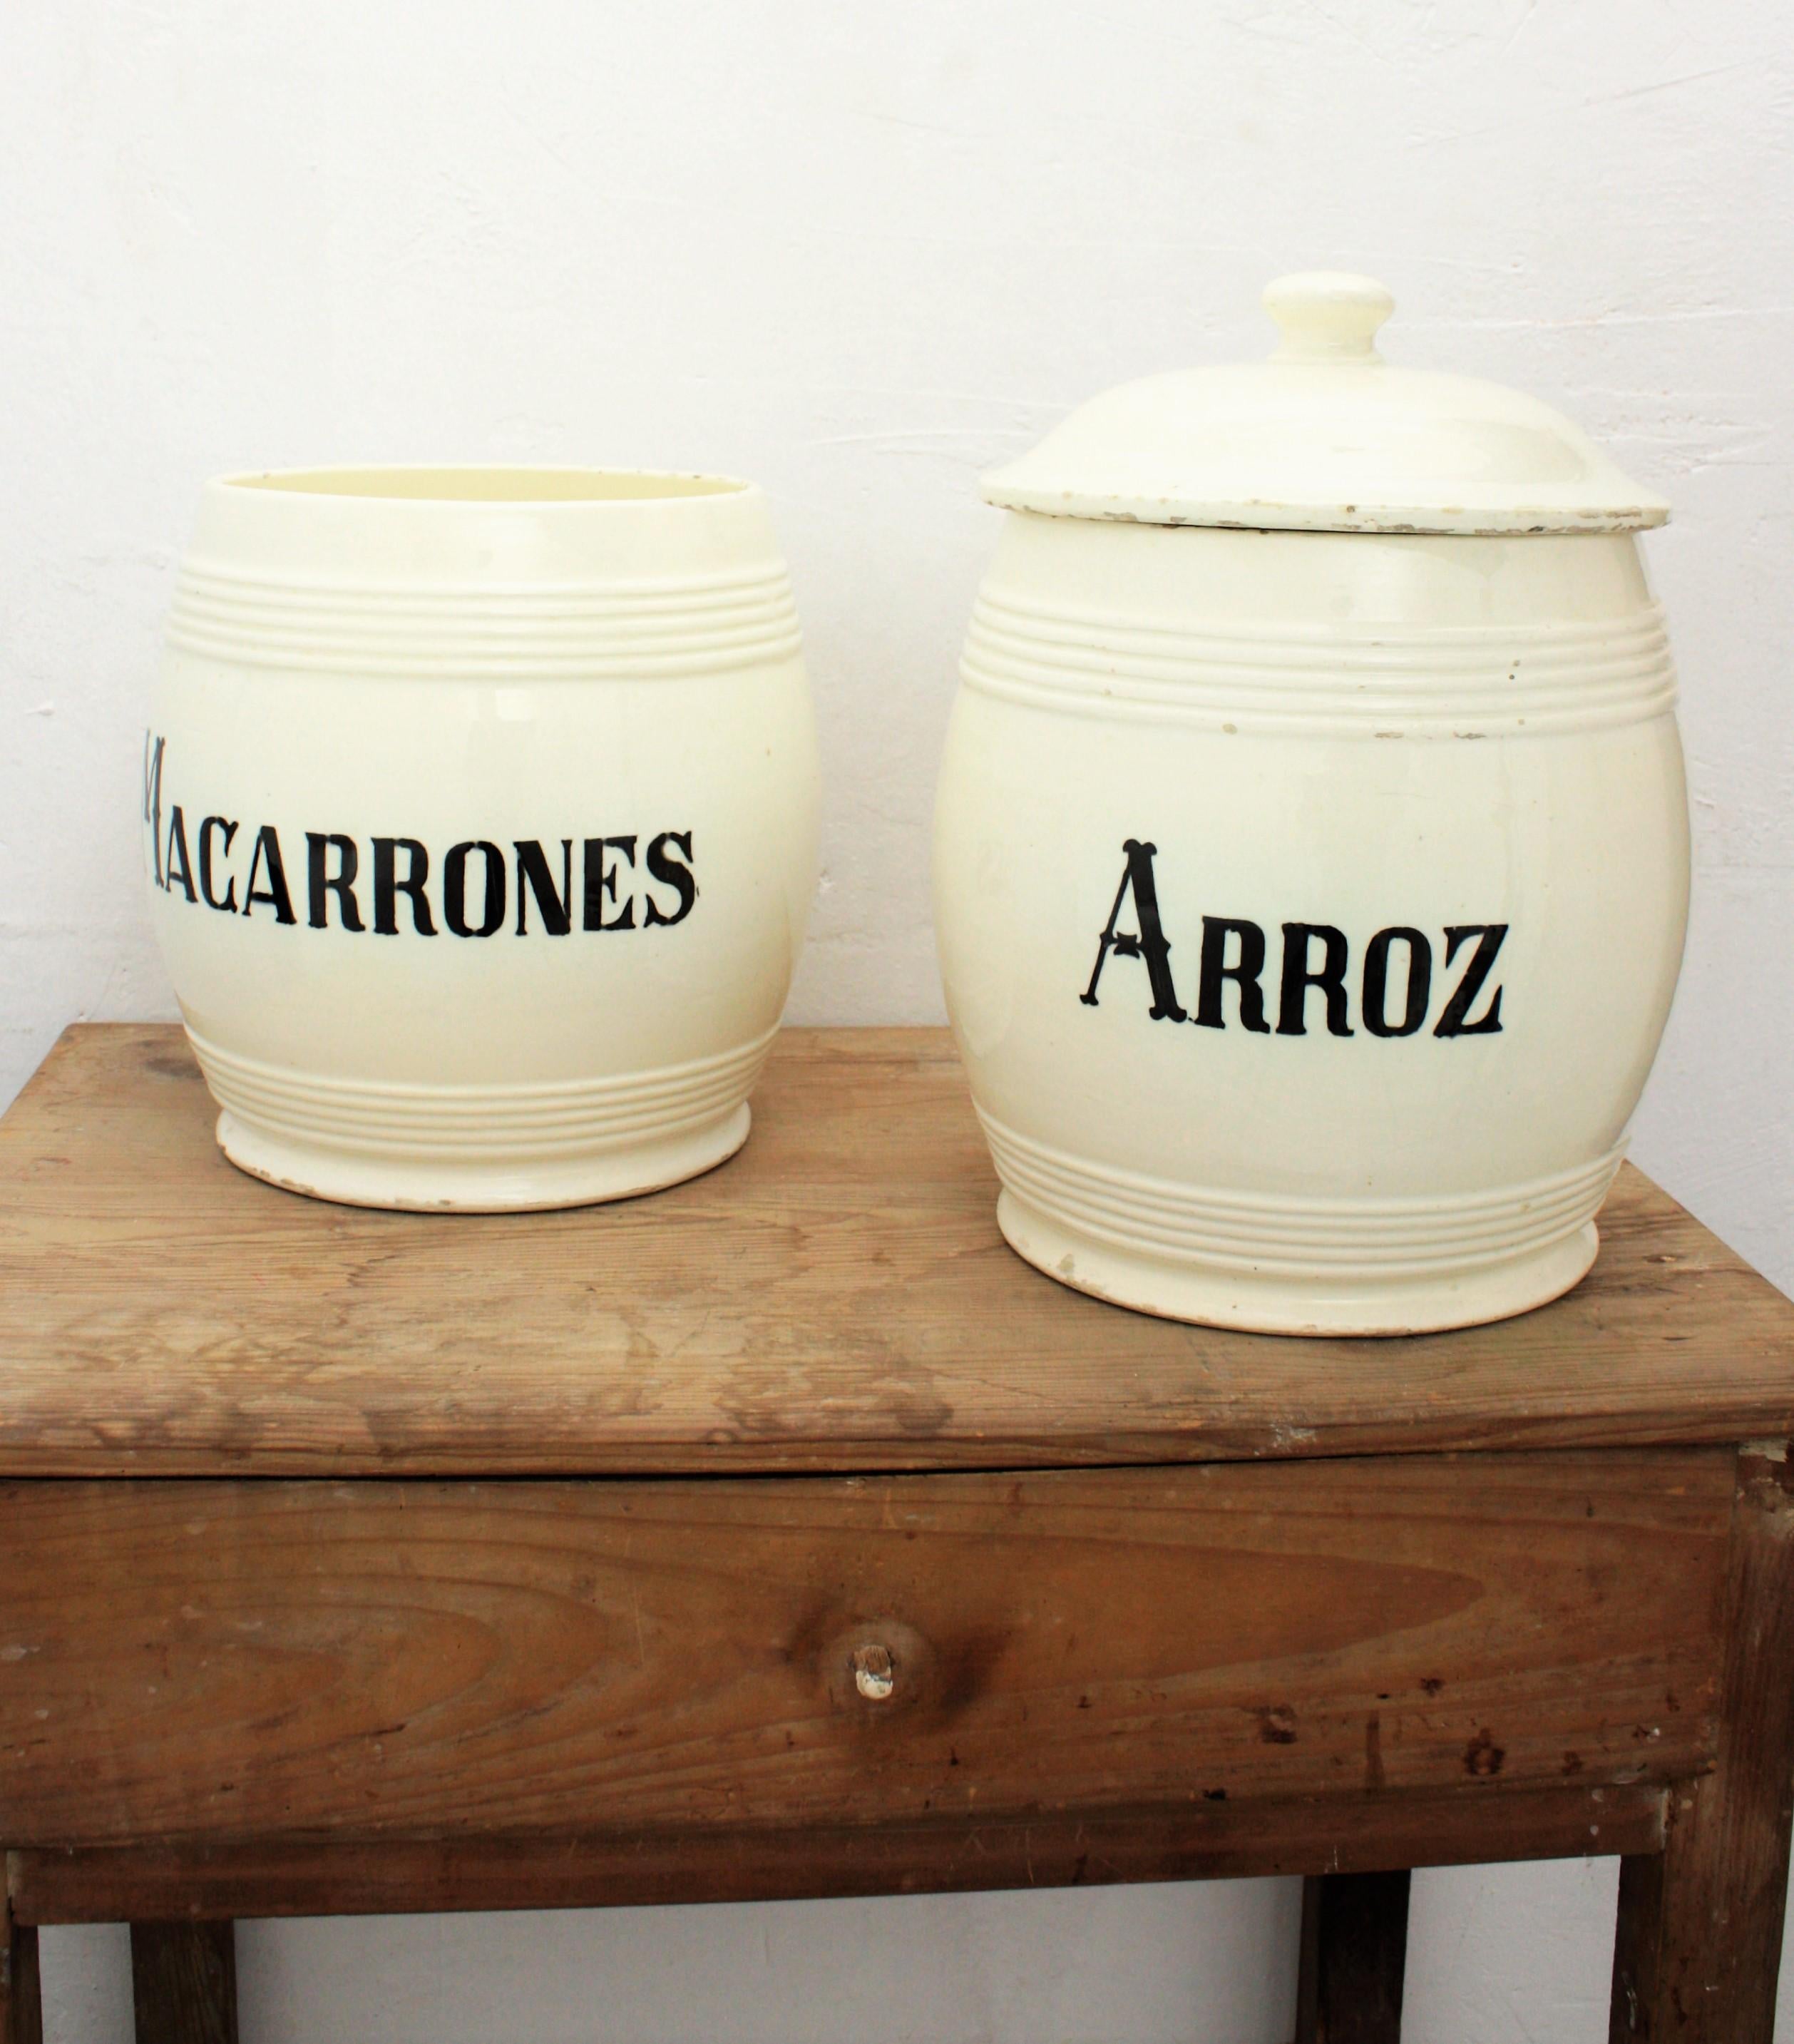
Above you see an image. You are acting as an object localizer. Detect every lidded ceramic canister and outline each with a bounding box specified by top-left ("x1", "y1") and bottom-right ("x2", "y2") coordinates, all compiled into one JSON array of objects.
[
  {"x1": 145, "y1": 466, "x2": 819, "y2": 1210},
  {"x1": 933, "y1": 274, "x2": 1688, "y2": 1334}
]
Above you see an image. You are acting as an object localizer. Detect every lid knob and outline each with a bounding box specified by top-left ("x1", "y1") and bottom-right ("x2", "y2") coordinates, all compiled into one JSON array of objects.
[{"x1": 1264, "y1": 272, "x2": 1394, "y2": 364}]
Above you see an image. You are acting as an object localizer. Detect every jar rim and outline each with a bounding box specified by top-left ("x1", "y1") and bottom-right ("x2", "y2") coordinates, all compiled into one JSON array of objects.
[{"x1": 216, "y1": 464, "x2": 754, "y2": 506}]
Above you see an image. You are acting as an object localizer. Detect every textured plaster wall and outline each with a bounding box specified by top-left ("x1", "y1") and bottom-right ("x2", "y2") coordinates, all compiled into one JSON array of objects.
[{"x1": 3, "y1": 1, "x2": 1791, "y2": 2039}]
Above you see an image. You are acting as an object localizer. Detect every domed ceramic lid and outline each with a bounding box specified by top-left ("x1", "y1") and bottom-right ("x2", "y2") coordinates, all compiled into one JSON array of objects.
[{"x1": 981, "y1": 272, "x2": 1668, "y2": 536}]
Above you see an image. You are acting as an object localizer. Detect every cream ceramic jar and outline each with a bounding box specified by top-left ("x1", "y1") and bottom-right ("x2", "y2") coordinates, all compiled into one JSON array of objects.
[
  {"x1": 145, "y1": 466, "x2": 819, "y2": 1210},
  {"x1": 934, "y1": 275, "x2": 1688, "y2": 1334}
]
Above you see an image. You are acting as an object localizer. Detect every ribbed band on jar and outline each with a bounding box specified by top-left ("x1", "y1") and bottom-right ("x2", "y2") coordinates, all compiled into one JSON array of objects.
[
  {"x1": 962, "y1": 591, "x2": 1675, "y2": 736},
  {"x1": 166, "y1": 560, "x2": 803, "y2": 677},
  {"x1": 168, "y1": 469, "x2": 801, "y2": 677},
  {"x1": 187, "y1": 1025, "x2": 778, "y2": 1160},
  {"x1": 977, "y1": 1108, "x2": 1624, "y2": 1282}
]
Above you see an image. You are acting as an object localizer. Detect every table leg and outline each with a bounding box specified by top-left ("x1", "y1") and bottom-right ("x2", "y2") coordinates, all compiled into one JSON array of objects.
[
  {"x1": 1609, "y1": 1443, "x2": 1794, "y2": 2042},
  {"x1": 1294, "y1": 1869, "x2": 1410, "y2": 2043},
  {"x1": 1, "y1": 1894, "x2": 42, "y2": 2044},
  {"x1": 130, "y1": 1923, "x2": 238, "y2": 2044}
]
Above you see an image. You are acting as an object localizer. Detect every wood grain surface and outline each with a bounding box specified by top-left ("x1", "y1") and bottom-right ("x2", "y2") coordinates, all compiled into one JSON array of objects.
[
  {"x1": 1296, "y1": 1870, "x2": 1410, "y2": 2044},
  {"x1": 130, "y1": 1923, "x2": 236, "y2": 2044},
  {"x1": 0, "y1": 1455, "x2": 1728, "y2": 1849},
  {"x1": 1609, "y1": 1446, "x2": 1794, "y2": 2040},
  {"x1": 9, "y1": 1784, "x2": 1669, "y2": 1924},
  {"x1": 0, "y1": 1896, "x2": 40, "y2": 2044},
  {"x1": 0, "y1": 1026, "x2": 1790, "y2": 1479}
]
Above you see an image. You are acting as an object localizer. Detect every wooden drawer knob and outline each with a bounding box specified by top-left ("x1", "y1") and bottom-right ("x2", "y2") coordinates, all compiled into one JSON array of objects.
[{"x1": 852, "y1": 1642, "x2": 895, "y2": 1701}]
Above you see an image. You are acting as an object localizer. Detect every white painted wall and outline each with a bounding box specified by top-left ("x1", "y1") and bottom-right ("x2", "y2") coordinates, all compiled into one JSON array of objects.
[{"x1": 4, "y1": 0, "x2": 1790, "y2": 2036}]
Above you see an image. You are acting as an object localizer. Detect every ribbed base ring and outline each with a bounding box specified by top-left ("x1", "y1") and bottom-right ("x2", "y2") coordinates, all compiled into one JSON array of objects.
[
  {"x1": 216, "y1": 1103, "x2": 750, "y2": 1213},
  {"x1": 978, "y1": 1113, "x2": 1617, "y2": 1334},
  {"x1": 188, "y1": 1026, "x2": 772, "y2": 1212},
  {"x1": 997, "y1": 1190, "x2": 1599, "y2": 1335}
]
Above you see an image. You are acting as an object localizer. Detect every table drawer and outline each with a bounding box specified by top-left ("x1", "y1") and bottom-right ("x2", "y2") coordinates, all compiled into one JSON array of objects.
[{"x1": 0, "y1": 1451, "x2": 1730, "y2": 1846}]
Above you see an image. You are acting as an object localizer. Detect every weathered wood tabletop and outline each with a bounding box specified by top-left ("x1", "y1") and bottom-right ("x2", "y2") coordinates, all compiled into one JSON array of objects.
[
  {"x1": 2, "y1": 1024, "x2": 1793, "y2": 2044},
  {"x1": 1, "y1": 1024, "x2": 1790, "y2": 1478}
]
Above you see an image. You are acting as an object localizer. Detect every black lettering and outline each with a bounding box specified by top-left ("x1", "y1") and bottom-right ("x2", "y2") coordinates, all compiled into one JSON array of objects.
[
  {"x1": 242, "y1": 826, "x2": 297, "y2": 924},
  {"x1": 198, "y1": 817, "x2": 239, "y2": 912},
  {"x1": 644, "y1": 831, "x2": 697, "y2": 927},
  {"x1": 1276, "y1": 922, "x2": 1353, "y2": 1037},
  {"x1": 515, "y1": 839, "x2": 574, "y2": 936},
  {"x1": 306, "y1": 832, "x2": 365, "y2": 932},
  {"x1": 445, "y1": 840, "x2": 506, "y2": 938},
  {"x1": 372, "y1": 837, "x2": 436, "y2": 936},
  {"x1": 1434, "y1": 924, "x2": 1508, "y2": 1037},
  {"x1": 583, "y1": 837, "x2": 637, "y2": 931},
  {"x1": 1362, "y1": 927, "x2": 1432, "y2": 1038},
  {"x1": 163, "y1": 806, "x2": 197, "y2": 904},
  {"x1": 1080, "y1": 839, "x2": 1186, "y2": 1021},
  {"x1": 142, "y1": 732, "x2": 165, "y2": 887},
  {"x1": 1194, "y1": 917, "x2": 1271, "y2": 1033}
]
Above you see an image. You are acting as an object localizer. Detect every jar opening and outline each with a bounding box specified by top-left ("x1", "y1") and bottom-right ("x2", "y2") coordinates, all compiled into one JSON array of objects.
[{"x1": 220, "y1": 466, "x2": 750, "y2": 505}]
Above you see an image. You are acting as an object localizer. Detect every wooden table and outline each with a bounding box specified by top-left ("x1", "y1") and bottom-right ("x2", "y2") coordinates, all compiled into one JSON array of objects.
[{"x1": 3, "y1": 1026, "x2": 1793, "y2": 2044}]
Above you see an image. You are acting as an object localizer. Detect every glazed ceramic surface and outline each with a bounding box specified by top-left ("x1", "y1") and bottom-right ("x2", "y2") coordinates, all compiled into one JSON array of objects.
[
  {"x1": 145, "y1": 467, "x2": 819, "y2": 1210},
  {"x1": 934, "y1": 276, "x2": 1689, "y2": 1334}
]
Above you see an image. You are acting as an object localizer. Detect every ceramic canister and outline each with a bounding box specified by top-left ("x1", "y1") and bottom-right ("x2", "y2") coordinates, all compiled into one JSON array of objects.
[
  {"x1": 145, "y1": 466, "x2": 819, "y2": 1210},
  {"x1": 933, "y1": 274, "x2": 1689, "y2": 1334}
]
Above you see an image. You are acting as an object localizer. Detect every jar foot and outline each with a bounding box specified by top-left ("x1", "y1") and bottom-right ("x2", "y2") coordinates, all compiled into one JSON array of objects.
[
  {"x1": 215, "y1": 1103, "x2": 751, "y2": 1213},
  {"x1": 995, "y1": 1188, "x2": 1600, "y2": 1337}
]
